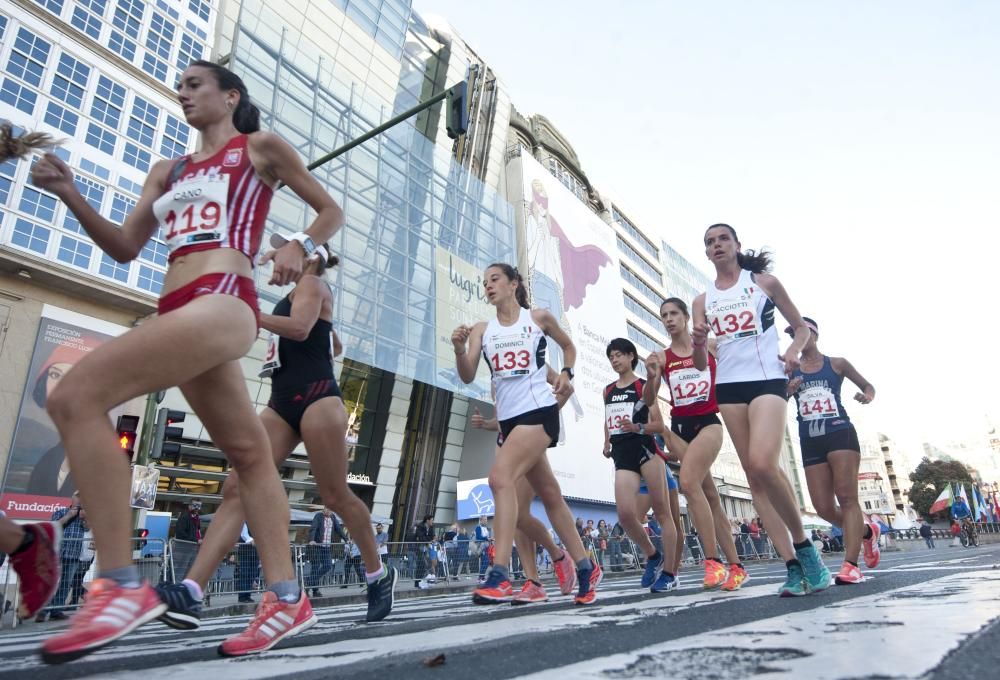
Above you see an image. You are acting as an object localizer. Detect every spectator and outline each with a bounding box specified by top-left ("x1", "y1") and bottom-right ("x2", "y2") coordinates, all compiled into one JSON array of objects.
[
  {"x1": 474, "y1": 516, "x2": 491, "y2": 582},
  {"x1": 919, "y1": 519, "x2": 935, "y2": 549},
  {"x1": 455, "y1": 526, "x2": 471, "y2": 575},
  {"x1": 172, "y1": 498, "x2": 203, "y2": 581},
  {"x1": 750, "y1": 517, "x2": 762, "y2": 556},
  {"x1": 71, "y1": 510, "x2": 95, "y2": 608},
  {"x1": 738, "y1": 519, "x2": 751, "y2": 558},
  {"x1": 375, "y1": 523, "x2": 389, "y2": 564},
  {"x1": 830, "y1": 524, "x2": 844, "y2": 552},
  {"x1": 595, "y1": 520, "x2": 609, "y2": 569},
  {"x1": 347, "y1": 533, "x2": 365, "y2": 585},
  {"x1": 608, "y1": 522, "x2": 626, "y2": 572},
  {"x1": 415, "y1": 515, "x2": 437, "y2": 583},
  {"x1": 39, "y1": 491, "x2": 84, "y2": 621},
  {"x1": 575, "y1": 517, "x2": 586, "y2": 538},
  {"x1": 235, "y1": 523, "x2": 259, "y2": 603},
  {"x1": 308, "y1": 508, "x2": 345, "y2": 597}
]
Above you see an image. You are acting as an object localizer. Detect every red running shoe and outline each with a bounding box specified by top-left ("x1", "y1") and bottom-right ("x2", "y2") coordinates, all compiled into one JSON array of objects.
[
  {"x1": 863, "y1": 522, "x2": 881, "y2": 569},
  {"x1": 40, "y1": 579, "x2": 166, "y2": 664},
  {"x1": 552, "y1": 549, "x2": 577, "y2": 596},
  {"x1": 10, "y1": 522, "x2": 60, "y2": 619},
  {"x1": 218, "y1": 591, "x2": 317, "y2": 657}
]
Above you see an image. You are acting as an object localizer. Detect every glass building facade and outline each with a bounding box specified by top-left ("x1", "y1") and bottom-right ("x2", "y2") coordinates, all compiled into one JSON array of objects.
[{"x1": 217, "y1": 0, "x2": 515, "y2": 392}]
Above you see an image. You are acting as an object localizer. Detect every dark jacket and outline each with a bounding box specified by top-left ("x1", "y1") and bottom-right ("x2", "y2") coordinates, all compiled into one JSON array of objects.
[
  {"x1": 415, "y1": 522, "x2": 435, "y2": 544},
  {"x1": 919, "y1": 524, "x2": 932, "y2": 538},
  {"x1": 310, "y1": 512, "x2": 347, "y2": 544},
  {"x1": 175, "y1": 511, "x2": 201, "y2": 542}
]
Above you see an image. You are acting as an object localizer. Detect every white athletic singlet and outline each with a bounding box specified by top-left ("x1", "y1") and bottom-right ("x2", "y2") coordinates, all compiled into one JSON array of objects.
[
  {"x1": 481, "y1": 307, "x2": 556, "y2": 421},
  {"x1": 704, "y1": 268, "x2": 785, "y2": 384}
]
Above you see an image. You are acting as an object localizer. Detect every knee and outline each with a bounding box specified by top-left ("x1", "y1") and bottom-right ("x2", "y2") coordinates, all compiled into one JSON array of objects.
[
  {"x1": 746, "y1": 458, "x2": 775, "y2": 484},
  {"x1": 220, "y1": 431, "x2": 271, "y2": 472},
  {"x1": 221, "y1": 473, "x2": 243, "y2": 501},
  {"x1": 833, "y1": 488, "x2": 858, "y2": 508},
  {"x1": 812, "y1": 497, "x2": 837, "y2": 519},
  {"x1": 679, "y1": 468, "x2": 700, "y2": 492},
  {"x1": 488, "y1": 472, "x2": 515, "y2": 495}
]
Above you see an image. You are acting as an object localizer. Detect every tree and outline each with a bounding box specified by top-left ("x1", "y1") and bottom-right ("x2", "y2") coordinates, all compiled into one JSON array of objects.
[{"x1": 908, "y1": 457, "x2": 974, "y2": 519}]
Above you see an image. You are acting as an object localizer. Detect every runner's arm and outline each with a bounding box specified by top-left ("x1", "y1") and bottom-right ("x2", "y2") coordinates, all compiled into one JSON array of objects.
[
  {"x1": 756, "y1": 273, "x2": 808, "y2": 375},
  {"x1": 831, "y1": 356, "x2": 876, "y2": 404},
  {"x1": 453, "y1": 322, "x2": 485, "y2": 384},
  {"x1": 691, "y1": 293, "x2": 710, "y2": 371},
  {"x1": 642, "y1": 350, "x2": 666, "y2": 407},
  {"x1": 259, "y1": 275, "x2": 325, "y2": 341}
]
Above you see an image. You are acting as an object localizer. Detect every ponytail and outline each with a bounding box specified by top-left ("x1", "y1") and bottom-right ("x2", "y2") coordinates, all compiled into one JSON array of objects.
[
  {"x1": 705, "y1": 223, "x2": 773, "y2": 274},
  {"x1": 0, "y1": 122, "x2": 60, "y2": 162},
  {"x1": 736, "y1": 249, "x2": 772, "y2": 274},
  {"x1": 189, "y1": 60, "x2": 260, "y2": 134},
  {"x1": 486, "y1": 262, "x2": 530, "y2": 309}
]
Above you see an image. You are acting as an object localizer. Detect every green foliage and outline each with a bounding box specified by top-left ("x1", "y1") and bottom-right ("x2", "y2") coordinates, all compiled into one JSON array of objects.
[{"x1": 908, "y1": 457, "x2": 974, "y2": 519}]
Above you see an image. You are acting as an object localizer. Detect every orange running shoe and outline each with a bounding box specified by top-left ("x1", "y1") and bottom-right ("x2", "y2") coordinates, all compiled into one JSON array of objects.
[
  {"x1": 40, "y1": 579, "x2": 166, "y2": 664},
  {"x1": 834, "y1": 561, "x2": 865, "y2": 585},
  {"x1": 552, "y1": 550, "x2": 577, "y2": 595},
  {"x1": 218, "y1": 591, "x2": 317, "y2": 657},
  {"x1": 721, "y1": 564, "x2": 749, "y2": 591},
  {"x1": 10, "y1": 522, "x2": 60, "y2": 619},
  {"x1": 862, "y1": 522, "x2": 881, "y2": 569},
  {"x1": 703, "y1": 559, "x2": 727, "y2": 589},
  {"x1": 472, "y1": 569, "x2": 514, "y2": 604},
  {"x1": 512, "y1": 580, "x2": 548, "y2": 605}
]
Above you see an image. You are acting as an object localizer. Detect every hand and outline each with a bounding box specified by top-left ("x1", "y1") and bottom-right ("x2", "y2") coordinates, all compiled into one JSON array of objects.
[
  {"x1": 471, "y1": 407, "x2": 485, "y2": 429},
  {"x1": 780, "y1": 349, "x2": 800, "y2": 376},
  {"x1": 692, "y1": 322, "x2": 710, "y2": 345},
  {"x1": 644, "y1": 353, "x2": 662, "y2": 380},
  {"x1": 603, "y1": 443, "x2": 612, "y2": 459},
  {"x1": 854, "y1": 391, "x2": 874, "y2": 405},
  {"x1": 619, "y1": 417, "x2": 641, "y2": 434},
  {"x1": 30, "y1": 153, "x2": 75, "y2": 197},
  {"x1": 451, "y1": 325, "x2": 471, "y2": 352},
  {"x1": 787, "y1": 376, "x2": 803, "y2": 394},
  {"x1": 551, "y1": 372, "x2": 572, "y2": 399},
  {"x1": 260, "y1": 242, "x2": 307, "y2": 286}
]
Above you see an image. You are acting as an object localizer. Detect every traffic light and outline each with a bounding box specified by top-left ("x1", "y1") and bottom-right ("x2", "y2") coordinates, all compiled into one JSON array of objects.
[
  {"x1": 134, "y1": 528, "x2": 148, "y2": 551},
  {"x1": 446, "y1": 81, "x2": 468, "y2": 139},
  {"x1": 151, "y1": 407, "x2": 186, "y2": 459},
  {"x1": 116, "y1": 415, "x2": 139, "y2": 460}
]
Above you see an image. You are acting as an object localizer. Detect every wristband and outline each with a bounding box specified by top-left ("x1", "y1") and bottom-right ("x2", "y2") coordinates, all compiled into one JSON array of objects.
[
  {"x1": 638, "y1": 423, "x2": 646, "y2": 435},
  {"x1": 692, "y1": 339, "x2": 706, "y2": 347},
  {"x1": 454, "y1": 348, "x2": 466, "y2": 356}
]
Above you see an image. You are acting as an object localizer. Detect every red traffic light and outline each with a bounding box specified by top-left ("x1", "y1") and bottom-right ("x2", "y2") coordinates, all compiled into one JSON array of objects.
[{"x1": 116, "y1": 414, "x2": 139, "y2": 455}]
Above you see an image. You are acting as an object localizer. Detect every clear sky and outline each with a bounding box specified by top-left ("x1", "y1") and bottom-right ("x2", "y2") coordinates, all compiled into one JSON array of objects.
[{"x1": 415, "y1": 0, "x2": 1000, "y2": 456}]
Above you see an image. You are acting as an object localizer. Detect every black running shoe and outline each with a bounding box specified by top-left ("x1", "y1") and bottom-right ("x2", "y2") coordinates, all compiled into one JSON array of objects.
[
  {"x1": 155, "y1": 582, "x2": 202, "y2": 630},
  {"x1": 366, "y1": 566, "x2": 397, "y2": 623}
]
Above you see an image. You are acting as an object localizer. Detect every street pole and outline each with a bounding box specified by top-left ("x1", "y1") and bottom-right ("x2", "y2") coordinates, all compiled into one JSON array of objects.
[
  {"x1": 277, "y1": 84, "x2": 460, "y2": 189},
  {"x1": 133, "y1": 390, "x2": 164, "y2": 533}
]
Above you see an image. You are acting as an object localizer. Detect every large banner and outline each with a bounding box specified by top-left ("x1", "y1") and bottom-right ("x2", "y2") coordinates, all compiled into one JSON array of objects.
[
  {"x1": 434, "y1": 249, "x2": 494, "y2": 400},
  {"x1": 512, "y1": 153, "x2": 626, "y2": 503},
  {"x1": 456, "y1": 477, "x2": 495, "y2": 520},
  {"x1": 1, "y1": 306, "x2": 129, "y2": 519}
]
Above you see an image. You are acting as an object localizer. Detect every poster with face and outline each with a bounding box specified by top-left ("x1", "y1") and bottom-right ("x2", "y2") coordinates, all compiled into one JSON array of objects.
[{"x1": 1, "y1": 305, "x2": 128, "y2": 520}]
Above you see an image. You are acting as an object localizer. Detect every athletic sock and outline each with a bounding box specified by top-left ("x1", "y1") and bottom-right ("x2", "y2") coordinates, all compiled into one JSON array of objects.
[
  {"x1": 98, "y1": 565, "x2": 142, "y2": 589},
  {"x1": 576, "y1": 557, "x2": 592, "y2": 572},
  {"x1": 793, "y1": 539, "x2": 812, "y2": 552},
  {"x1": 846, "y1": 560, "x2": 858, "y2": 568},
  {"x1": 269, "y1": 579, "x2": 301, "y2": 603},
  {"x1": 492, "y1": 565, "x2": 510, "y2": 581},
  {"x1": 785, "y1": 559, "x2": 802, "y2": 570},
  {"x1": 366, "y1": 566, "x2": 386, "y2": 584},
  {"x1": 182, "y1": 578, "x2": 204, "y2": 601},
  {"x1": 863, "y1": 525, "x2": 873, "y2": 540}
]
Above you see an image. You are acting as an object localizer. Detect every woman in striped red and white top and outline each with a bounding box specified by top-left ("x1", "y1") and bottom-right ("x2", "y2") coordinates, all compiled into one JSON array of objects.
[{"x1": 26, "y1": 60, "x2": 343, "y2": 662}]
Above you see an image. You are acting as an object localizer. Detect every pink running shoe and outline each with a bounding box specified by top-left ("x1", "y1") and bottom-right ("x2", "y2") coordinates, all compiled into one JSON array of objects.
[
  {"x1": 10, "y1": 522, "x2": 60, "y2": 619},
  {"x1": 862, "y1": 522, "x2": 881, "y2": 569},
  {"x1": 552, "y1": 550, "x2": 577, "y2": 596},
  {"x1": 218, "y1": 591, "x2": 317, "y2": 657},
  {"x1": 512, "y1": 580, "x2": 548, "y2": 605},
  {"x1": 40, "y1": 579, "x2": 166, "y2": 664}
]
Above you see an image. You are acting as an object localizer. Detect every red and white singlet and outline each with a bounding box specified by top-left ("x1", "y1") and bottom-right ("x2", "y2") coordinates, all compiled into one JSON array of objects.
[{"x1": 663, "y1": 347, "x2": 719, "y2": 417}]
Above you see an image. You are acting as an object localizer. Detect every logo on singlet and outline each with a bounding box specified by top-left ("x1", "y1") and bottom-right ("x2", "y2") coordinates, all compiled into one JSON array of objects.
[
  {"x1": 610, "y1": 394, "x2": 632, "y2": 402},
  {"x1": 223, "y1": 149, "x2": 243, "y2": 167}
]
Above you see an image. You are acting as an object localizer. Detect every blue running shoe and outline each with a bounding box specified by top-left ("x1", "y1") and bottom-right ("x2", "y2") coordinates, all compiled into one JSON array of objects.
[
  {"x1": 650, "y1": 571, "x2": 677, "y2": 593},
  {"x1": 641, "y1": 552, "x2": 663, "y2": 588},
  {"x1": 796, "y1": 543, "x2": 832, "y2": 594},
  {"x1": 778, "y1": 562, "x2": 807, "y2": 597}
]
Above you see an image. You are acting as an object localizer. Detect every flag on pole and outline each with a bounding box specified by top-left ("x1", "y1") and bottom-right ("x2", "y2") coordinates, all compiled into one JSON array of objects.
[
  {"x1": 929, "y1": 484, "x2": 953, "y2": 515},
  {"x1": 957, "y1": 483, "x2": 971, "y2": 515},
  {"x1": 971, "y1": 485, "x2": 981, "y2": 519},
  {"x1": 975, "y1": 487, "x2": 990, "y2": 521}
]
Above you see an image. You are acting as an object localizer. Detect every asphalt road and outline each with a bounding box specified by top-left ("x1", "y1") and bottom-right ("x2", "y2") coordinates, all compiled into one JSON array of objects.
[{"x1": 2, "y1": 544, "x2": 998, "y2": 679}]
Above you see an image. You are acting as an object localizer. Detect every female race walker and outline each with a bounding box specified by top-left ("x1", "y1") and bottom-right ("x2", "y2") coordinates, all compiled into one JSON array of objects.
[
  {"x1": 602, "y1": 338, "x2": 678, "y2": 592},
  {"x1": 693, "y1": 224, "x2": 830, "y2": 597},
  {"x1": 785, "y1": 317, "x2": 880, "y2": 584},
  {"x1": 156, "y1": 248, "x2": 396, "y2": 628},
  {"x1": 27, "y1": 60, "x2": 342, "y2": 662},
  {"x1": 453, "y1": 264, "x2": 602, "y2": 605},
  {"x1": 645, "y1": 297, "x2": 748, "y2": 591},
  {"x1": 470, "y1": 372, "x2": 584, "y2": 604},
  {"x1": 634, "y1": 435, "x2": 684, "y2": 588}
]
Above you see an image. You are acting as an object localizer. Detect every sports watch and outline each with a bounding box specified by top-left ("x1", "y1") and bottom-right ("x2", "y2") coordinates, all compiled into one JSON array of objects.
[
  {"x1": 561, "y1": 367, "x2": 574, "y2": 380},
  {"x1": 289, "y1": 232, "x2": 317, "y2": 257}
]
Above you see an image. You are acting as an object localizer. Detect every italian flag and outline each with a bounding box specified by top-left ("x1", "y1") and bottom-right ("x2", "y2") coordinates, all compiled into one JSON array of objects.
[{"x1": 929, "y1": 484, "x2": 954, "y2": 515}]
